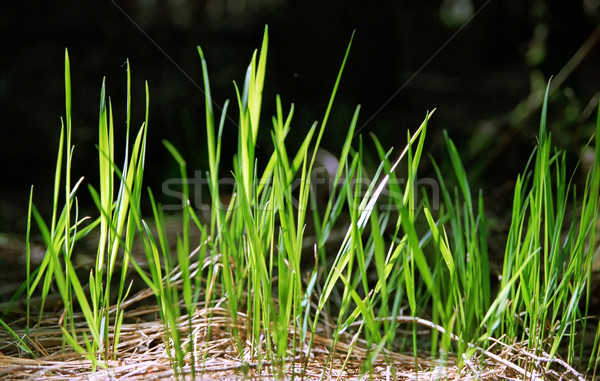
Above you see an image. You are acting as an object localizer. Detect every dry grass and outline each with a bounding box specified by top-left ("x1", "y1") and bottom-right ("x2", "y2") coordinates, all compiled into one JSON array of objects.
[{"x1": 1, "y1": 263, "x2": 590, "y2": 380}]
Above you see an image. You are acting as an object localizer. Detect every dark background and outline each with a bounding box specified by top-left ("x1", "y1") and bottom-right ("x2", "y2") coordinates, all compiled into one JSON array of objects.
[{"x1": 1, "y1": 0, "x2": 600, "y2": 238}]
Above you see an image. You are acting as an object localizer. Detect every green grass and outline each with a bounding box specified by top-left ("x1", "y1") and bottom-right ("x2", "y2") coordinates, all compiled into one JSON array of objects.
[{"x1": 2, "y1": 26, "x2": 599, "y2": 379}]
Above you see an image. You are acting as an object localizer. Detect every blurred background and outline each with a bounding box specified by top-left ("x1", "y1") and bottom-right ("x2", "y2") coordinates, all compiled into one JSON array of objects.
[{"x1": 1, "y1": 0, "x2": 600, "y2": 239}]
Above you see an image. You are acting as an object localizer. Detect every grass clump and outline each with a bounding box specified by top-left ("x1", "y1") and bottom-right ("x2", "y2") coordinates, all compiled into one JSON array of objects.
[{"x1": 1, "y1": 26, "x2": 599, "y2": 380}]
